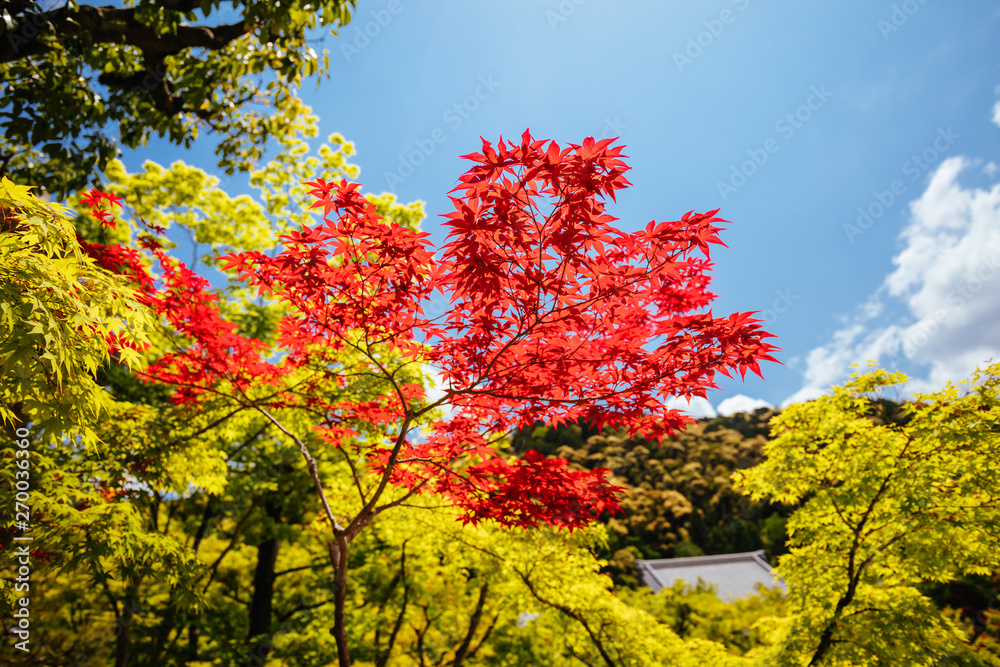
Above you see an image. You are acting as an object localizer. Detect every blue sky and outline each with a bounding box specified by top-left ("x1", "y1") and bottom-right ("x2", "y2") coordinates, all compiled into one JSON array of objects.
[{"x1": 125, "y1": 0, "x2": 1000, "y2": 416}]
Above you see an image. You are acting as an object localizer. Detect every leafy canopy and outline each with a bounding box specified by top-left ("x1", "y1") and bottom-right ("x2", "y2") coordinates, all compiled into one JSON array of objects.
[
  {"x1": 0, "y1": 177, "x2": 152, "y2": 445},
  {"x1": 735, "y1": 363, "x2": 1000, "y2": 666},
  {"x1": 0, "y1": 0, "x2": 356, "y2": 196}
]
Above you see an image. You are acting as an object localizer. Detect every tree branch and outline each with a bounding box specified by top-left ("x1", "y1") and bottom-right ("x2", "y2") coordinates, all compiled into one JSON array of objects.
[
  {"x1": 252, "y1": 405, "x2": 346, "y2": 534},
  {"x1": 450, "y1": 582, "x2": 489, "y2": 667},
  {"x1": 1, "y1": 3, "x2": 251, "y2": 65},
  {"x1": 516, "y1": 571, "x2": 616, "y2": 667},
  {"x1": 375, "y1": 544, "x2": 410, "y2": 667},
  {"x1": 198, "y1": 502, "x2": 256, "y2": 593},
  {"x1": 809, "y1": 471, "x2": 896, "y2": 666}
]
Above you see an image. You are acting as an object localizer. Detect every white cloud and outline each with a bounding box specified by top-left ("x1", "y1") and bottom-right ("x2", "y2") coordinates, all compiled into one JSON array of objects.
[
  {"x1": 788, "y1": 156, "x2": 1000, "y2": 404},
  {"x1": 716, "y1": 394, "x2": 775, "y2": 416},
  {"x1": 993, "y1": 100, "x2": 1000, "y2": 129},
  {"x1": 664, "y1": 395, "x2": 717, "y2": 419}
]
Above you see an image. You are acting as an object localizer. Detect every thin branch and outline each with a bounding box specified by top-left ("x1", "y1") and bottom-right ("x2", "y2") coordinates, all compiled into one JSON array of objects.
[
  {"x1": 375, "y1": 543, "x2": 410, "y2": 667},
  {"x1": 199, "y1": 503, "x2": 256, "y2": 593},
  {"x1": 465, "y1": 613, "x2": 499, "y2": 663},
  {"x1": 338, "y1": 444, "x2": 369, "y2": 505},
  {"x1": 346, "y1": 414, "x2": 413, "y2": 541},
  {"x1": 274, "y1": 563, "x2": 318, "y2": 578},
  {"x1": 252, "y1": 405, "x2": 346, "y2": 534},
  {"x1": 516, "y1": 571, "x2": 616, "y2": 667},
  {"x1": 276, "y1": 597, "x2": 335, "y2": 624}
]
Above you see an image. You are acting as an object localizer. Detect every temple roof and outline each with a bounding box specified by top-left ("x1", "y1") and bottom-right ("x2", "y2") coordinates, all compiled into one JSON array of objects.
[{"x1": 637, "y1": 550, "x2": 786, "y2": 600}]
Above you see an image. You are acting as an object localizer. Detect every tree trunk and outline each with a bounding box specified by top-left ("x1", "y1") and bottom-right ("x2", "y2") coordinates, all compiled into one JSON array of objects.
[
  {"x1": 115, "y1": 578, "x2": 142, "y2": 667},
  {"x1": 185, "y1": 495, "x2": 214, "y2": 663},
  {"x1": 187, "y1": 623, "x2": 200, "y2": 663},
  {"x1": 247, "y1": 502, "x2": 282, "y2": 659},
  {"x1": 808, "y1": 626, "x2": 835, "y2": 666},
  {"x1": 149, "y1": 599, "x2": 176, "y2": 664},
  {"x1": 329, "y1": 536, "x2": 352, "y2": 667}
]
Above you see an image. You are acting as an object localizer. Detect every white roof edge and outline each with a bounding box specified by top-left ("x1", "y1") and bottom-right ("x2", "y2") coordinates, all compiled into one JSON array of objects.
[
  {"x1": 636, "y1": 559, "x2": 669, "y2": 590},
  {"x1": 639, "y1": 549, "x2": 771, "y2": 570}
]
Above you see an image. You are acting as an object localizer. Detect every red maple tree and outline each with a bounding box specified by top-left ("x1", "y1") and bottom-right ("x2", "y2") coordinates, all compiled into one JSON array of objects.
[{"x1": 82, "y1": 131, "x2": 777, "y2": 665}]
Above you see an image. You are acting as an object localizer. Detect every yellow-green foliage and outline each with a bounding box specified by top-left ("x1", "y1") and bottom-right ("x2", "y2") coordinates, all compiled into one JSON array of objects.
[
  {"x1": 0, "y1": 178, "x2": 200, "y2": 631},
  {"x1": 0, "y1": 177, "x2": 152, "y2": 445},
  {"x1": 620, "y1": 580, "x2": 788, "y2": 656},
  {"x1": 258, "y1": 487, "x2": 755, "y2": 667},
  {"x1": 735, "y1": 363, "x2": 1000, "y2": 666}
]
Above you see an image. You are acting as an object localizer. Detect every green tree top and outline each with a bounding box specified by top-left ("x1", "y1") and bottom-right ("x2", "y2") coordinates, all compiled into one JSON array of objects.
[
  {"x1": 0, "y1": 0, "x2": 356, "y2": 196},
  {"x1": 735, "y1": 363, "x2": 1000, "y2": 666}
]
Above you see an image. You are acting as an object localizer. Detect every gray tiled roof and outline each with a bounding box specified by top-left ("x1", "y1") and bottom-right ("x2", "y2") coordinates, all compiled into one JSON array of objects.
[{"x1": 637, "y1": 550, "x2": 786, "y2": 601}]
